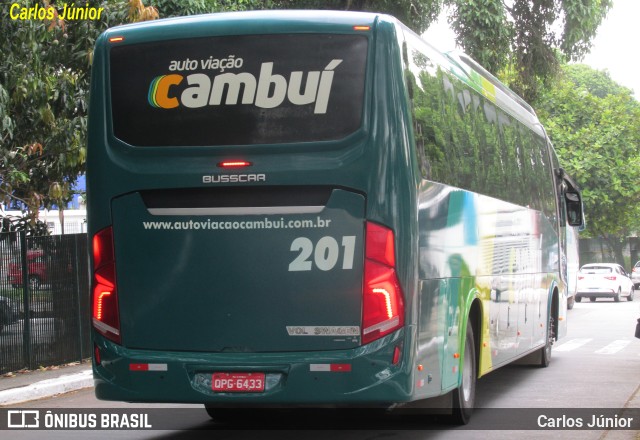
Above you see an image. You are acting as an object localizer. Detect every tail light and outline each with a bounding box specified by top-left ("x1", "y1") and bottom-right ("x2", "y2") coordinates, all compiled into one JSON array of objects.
[
  {"x1": 604, "y1": 276, "x2": 617, "y2": 281},
  {"x1": 362, "y1": 222, "x2": 404, "y2": 344},
  {"x1": 577, "y1": 276, "x2": 585, "y2": 280},
  {"x1": 92, "y1": 227, "x2": 121, "y2": 344}
]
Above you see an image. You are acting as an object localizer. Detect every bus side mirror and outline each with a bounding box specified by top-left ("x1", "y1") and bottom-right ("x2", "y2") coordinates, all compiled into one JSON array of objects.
[
  {"x1": 556, "y1": 167, "x2": 585, "y2": 229},
  {"x1": 565, "y1": 191, "x2": 584, "y2": 228}
]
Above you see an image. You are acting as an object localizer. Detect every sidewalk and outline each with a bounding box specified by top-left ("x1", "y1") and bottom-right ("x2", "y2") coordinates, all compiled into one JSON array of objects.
[{"x1": 0, "y1": 361, "x2": 93, "y2": 406}]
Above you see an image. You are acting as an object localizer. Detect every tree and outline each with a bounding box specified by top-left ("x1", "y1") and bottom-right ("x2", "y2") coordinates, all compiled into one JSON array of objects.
[
  {"x1": 0, "y1": 0, "x2": 134, "y2": 220},
  {"x1": 275, "y1": 1, "x2": 612, "y2": 102},
  {"x1": 447, "y1": 0, "x2": 612, "y2": 101},
  {"x1": 535, "y1": 64, "x2": 640, "y2": 263}
]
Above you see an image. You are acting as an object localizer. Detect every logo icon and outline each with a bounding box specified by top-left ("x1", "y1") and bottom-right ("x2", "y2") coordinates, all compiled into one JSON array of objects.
[{"x1": 7, "y1": 410, "x2": 40, "y2": 428}]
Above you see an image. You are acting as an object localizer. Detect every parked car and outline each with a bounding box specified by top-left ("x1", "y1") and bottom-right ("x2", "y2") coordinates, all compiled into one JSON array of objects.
[
  {"x1": 576, "y1": 263, "x2": 635, "y2": 303},
  {"x1": 6, "y1": 249, "x2": 49, "y2": 290},
  {"x1": 631, "y1": 261, "x2": 640, "y2": 288},
  {"x1": 0, "y1": 295, "x2": 19, "y2": 334}
]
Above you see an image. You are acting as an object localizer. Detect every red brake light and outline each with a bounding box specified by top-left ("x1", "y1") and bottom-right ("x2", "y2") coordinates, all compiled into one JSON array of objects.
[
  {"x1": 604, "y1": 276, "x2": 616, "y2": 281},
  {"x1": 218, "y1": 160, "x2": 252, "y2": 168},
  {"x1": 365, "y1": 222, "x2": 395, "y2": 266},
  {"x1": 362, "y1": 222, "x2": 404, "y2": 344},
  {"x1": 92, "y1": 227, "x2": 121, "y2": 344}
]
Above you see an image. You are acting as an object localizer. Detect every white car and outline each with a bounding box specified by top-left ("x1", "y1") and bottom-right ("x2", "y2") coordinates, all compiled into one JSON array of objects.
[
  {"x1": 632, "y1": 261, "x2": 640, "y2": 288},
  {"x1": 576, "y1": 263, "x2": 635, "y2": 303}
]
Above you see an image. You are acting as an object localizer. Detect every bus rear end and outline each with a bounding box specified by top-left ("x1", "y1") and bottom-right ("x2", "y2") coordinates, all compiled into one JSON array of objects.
[{"x1": 88, "y1": 11, "x2": 414, "y2": 406}]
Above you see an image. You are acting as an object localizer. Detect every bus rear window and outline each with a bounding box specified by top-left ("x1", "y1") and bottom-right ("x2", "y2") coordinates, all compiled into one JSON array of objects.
[{"x1": 109, "y1": 34, "x2": 368, "y2": 147}]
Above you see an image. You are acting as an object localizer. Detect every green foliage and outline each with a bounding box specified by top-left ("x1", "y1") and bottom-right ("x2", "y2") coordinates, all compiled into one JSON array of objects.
[
  {"x1": 0, "y1": 214, "x2": 50, "y2": 236},
  {"x1": 446, "y1": 0, "x2": 612, "y2": 101},
  {"x1": 535, "y1": 64, "x2": 640, "y2": 239},
  {"x1": 0, "y1": 0, "x2": 218, "y2": 219},
  {"x1": 0, "y1": 0, "x2": 130, "y2": 217},
  {"x1": 448, "y1": 0, "x2": 511, "y2": 75},
  {"x1": 562, "y1": 64, "x2": 632, "y2": 99},
  {"x1": 560, "y1": 0, "x2": 611, "y2": 61}
]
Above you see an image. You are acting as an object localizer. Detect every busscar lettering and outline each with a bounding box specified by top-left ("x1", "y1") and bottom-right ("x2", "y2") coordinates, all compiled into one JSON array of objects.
[
  {"x1": 150, "y1": 59, "x2": 343, "y2": 114},
  {"x1": 202, "y1": 174, "x2": 266, "y2": 184}
]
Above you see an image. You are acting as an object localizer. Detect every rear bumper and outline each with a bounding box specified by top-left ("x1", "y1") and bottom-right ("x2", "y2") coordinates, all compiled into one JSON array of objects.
[
  {"x1": 576, "y1": 290, "x2": 616, "y2": 298},
  {"x1": 93, "y1": 329, "x2": 415, "y2": 406}
]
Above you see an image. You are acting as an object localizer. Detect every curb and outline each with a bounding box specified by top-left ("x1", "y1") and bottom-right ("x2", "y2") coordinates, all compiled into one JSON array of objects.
[{"x1": 0, "y1": 370, "x2": 93, "y2": 406}]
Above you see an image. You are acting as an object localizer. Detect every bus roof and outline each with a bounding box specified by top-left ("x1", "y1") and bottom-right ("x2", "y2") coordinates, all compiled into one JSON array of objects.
[
  {"x1": 101, "y1": 9, "x2": 544, "y2": 136},
  {"x1": 102, "y1": 10, "x2": 387, "y2": 43}
]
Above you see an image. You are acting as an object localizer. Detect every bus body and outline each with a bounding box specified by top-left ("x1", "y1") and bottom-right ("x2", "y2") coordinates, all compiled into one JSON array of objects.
[{"x1": 87, "y1": 10, "x2": 583, "y2": 419}]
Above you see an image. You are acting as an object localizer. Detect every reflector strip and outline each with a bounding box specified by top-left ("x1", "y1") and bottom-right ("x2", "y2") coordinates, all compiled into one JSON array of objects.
[
  {"x1": 362, "y1": 316, "x2": 400, "y2": 335},
  {"x1": 309, "y1": 364, "x2": 352, "y2": 372},
  {"x1": 353, "y1": 25, "x2": 370, "y2": 31},
  {"x1": 130, "y1": 363, "x2": 168, "y2": 371},
  {"x1": 92, "y1": 318, "x2": 120, "y2": 337},
  {"x1": 109, "y1": 36, "x2": 124, "y2": 43}
]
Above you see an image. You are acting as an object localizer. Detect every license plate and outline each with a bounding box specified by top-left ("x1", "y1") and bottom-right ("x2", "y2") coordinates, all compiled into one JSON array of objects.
[{"x1": 211, "y1": 372, "x2": 265, "y2": 393}]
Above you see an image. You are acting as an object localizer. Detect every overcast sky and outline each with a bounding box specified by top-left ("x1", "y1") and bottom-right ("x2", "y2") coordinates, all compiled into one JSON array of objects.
[
  {"x1": 424, "y1": 0, "x2": 639, "y2": 98},
  {"x1": 582, "y1": 0, "x2": 639, "y2": 97}
]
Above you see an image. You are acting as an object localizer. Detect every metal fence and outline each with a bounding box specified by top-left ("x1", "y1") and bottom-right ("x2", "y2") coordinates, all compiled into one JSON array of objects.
[{"x1": 0, "y1": 232, "x2": 90, "y2": 375}]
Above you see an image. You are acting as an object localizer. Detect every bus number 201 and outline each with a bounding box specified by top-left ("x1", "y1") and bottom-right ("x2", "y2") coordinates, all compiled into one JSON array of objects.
[{"x1": 288, "y1": 236, "x2": 356, "y2": 272}]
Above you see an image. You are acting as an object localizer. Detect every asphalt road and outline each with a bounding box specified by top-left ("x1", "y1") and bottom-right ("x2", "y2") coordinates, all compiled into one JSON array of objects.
[{"x1": 5, "y1": 297, "x2": 640, "y2": 440}]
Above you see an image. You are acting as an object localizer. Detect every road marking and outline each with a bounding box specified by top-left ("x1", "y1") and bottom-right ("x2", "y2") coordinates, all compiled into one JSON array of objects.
[
  {"x1": 595, "y1": 340, "x2": 632, "y2": 355},
  {"x1": 555, "y1": 338, "x2": 592, "y2": 352}
]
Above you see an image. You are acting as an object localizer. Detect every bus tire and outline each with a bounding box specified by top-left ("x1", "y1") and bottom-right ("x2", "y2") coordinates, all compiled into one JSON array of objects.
[
  {"x1": 538, "y1": 315, "x2": 554, "y2": 368},
  {"x1": 451, "y1": 323, "x2": 476, "y2": 425}
]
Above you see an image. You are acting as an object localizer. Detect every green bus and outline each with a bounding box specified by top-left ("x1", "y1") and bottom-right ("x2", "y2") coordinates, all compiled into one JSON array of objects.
[{"x1": 87, "y1": 10, "x2": 583, "y2": 423}]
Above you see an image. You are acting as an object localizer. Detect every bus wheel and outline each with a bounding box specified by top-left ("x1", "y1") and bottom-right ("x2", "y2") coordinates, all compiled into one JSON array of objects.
[
  {"x1": 451, "y1": 324, "x2": 476, "y2": 425},
  {"x1": 539, "y1": 315, "x2": 554, "y2": 368}
]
